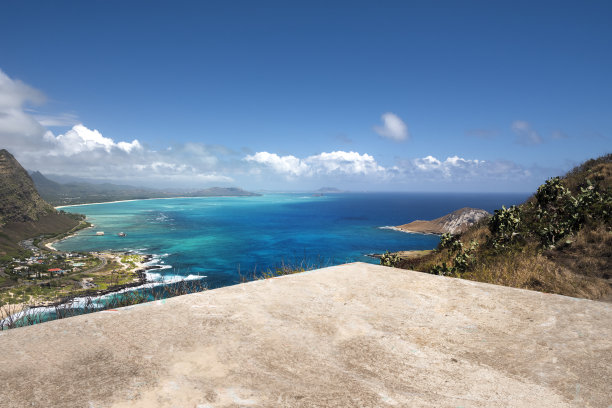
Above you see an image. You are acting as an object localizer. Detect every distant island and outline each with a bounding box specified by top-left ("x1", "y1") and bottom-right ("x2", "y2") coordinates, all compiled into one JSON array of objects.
[{"x1": 30, "y1": 170, "x2": 260, "y2": 206}]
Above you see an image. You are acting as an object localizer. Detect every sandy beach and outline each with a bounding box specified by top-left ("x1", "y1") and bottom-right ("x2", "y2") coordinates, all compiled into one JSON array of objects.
[{"x1": 54, "y1": 194, "x2": 256, "y2": 209}]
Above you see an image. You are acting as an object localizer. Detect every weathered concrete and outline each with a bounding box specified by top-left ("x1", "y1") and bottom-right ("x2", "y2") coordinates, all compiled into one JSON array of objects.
[{"x1": 1, "y1": 262, "x2": 611, "y2": 407}]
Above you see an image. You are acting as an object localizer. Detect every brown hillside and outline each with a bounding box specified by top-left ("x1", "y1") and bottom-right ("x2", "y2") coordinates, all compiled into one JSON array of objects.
[
  {"x1": 394, "y1": 153, "x2": 612, "y2": 301},
  {"x1": 0, "y1": 149, "x2": 79, "y2": 254},
  {"x1": 0, "y1": 149, "x2": 54, "y2": 226}
]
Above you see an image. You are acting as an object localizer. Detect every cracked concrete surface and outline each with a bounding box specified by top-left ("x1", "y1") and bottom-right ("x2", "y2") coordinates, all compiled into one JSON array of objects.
[{"x1": 1, "y1": 262, "x2": 610, "y2": 407}]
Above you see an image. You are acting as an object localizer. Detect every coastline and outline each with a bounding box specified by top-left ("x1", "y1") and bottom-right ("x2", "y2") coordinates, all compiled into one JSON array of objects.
[
  {"x1": 0, "y1": 252, "x2": 192, "y2": 327},
  {"x1": 55, "y1": 194, "x2": 262, "y2": 209},
  {"x1": 378, "y1": 226, "x2": 441, "y2": 236},
  {"x1": 43, "y1": 222, "x2": 95, "y2": 251}
]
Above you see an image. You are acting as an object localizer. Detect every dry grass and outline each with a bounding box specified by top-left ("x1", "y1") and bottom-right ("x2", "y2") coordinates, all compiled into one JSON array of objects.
[
  {"x1": 547, "y1": 222, "x2": 612, "y2": 280},
  {"x1": 0, "y1": 212, "x2": 79, "y2": 254},
  {"x1": 464, "y1": 246, "x2": 610, "y2": 300},
  {"x1": 563, "y1": 154, "x2": 612, "y2": 193},
  {"x1": 392, "y1": 154, "x2": 612, "y2": 301},
  {"x1": 397, "y1": 222, "x2": 611, "y2": 301}
]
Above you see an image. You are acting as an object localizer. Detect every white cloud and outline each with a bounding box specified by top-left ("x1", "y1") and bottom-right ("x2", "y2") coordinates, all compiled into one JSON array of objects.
[
  {"x1": 414, "y1": 155, "x2": 442, "y2": 170},
  {"x1": 373, "y1": 112, "x2": 409, "y2": 141},
  {"x1": 0, "y1": 69, "x2": 555, "y2": 191},
  {"x1": 244, "y1": 152, "x2": 309, "y2": 176},
  {"x1": 306, "y1": 151, "x2": 385, "y2": 175},
  {"x1": 0, "y1": 69, "x2": 234, "y2": 186},
  {"x1": 0, "y1": 70, "x2": 45, "y2": 109},
  {"x1": 45, "y1": 124, "x2": 143, "y2": 155},
  {"x1": 411, "y1": 155, "x2": 483, "y2": 178},
  {"x1": 244, "y1": 150, "x2": 386, "y2": 178},
  {"x1": 512, "y1": 120, "x2": 543, "y2": 145},
  {"x1": 400, "y1": 155, "x2": 532, "y2": 181}
]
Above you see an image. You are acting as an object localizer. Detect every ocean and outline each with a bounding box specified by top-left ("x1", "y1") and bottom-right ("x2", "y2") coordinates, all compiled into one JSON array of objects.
[{"x1": 55, "y1": 192, "x2": 528, "y2": 289}]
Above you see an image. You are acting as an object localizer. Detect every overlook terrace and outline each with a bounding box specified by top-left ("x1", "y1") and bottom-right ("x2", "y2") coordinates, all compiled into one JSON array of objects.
[{"x1": 0, "y1": 263, "x2": 610, "y2": 407}]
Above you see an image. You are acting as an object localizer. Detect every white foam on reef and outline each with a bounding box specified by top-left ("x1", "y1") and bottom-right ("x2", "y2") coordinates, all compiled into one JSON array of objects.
[
  {"x1": 1, "y1": 253, "x2": 206, "y2": 328},
  {"x1": 146, "y1": 273, "x2": 207, "y2": 283}
]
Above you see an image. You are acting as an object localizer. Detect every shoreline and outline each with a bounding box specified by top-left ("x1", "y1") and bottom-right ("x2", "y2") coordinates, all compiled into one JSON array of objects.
[
  {"x1": 0, "y1": 253, "x2": 198, "y2": 327},
  {"x1": 378, "y1": 226, "x2": 441, "y2": 236},
  {"x1": 43, "y1": 222, "x2": 95, "y2": 251},
  {"x1": 367, "y1": 249, "x2": 434, "y2": 260},
  {"x1": 55, "y1": 194, "x2": 262, "y2": 209}
]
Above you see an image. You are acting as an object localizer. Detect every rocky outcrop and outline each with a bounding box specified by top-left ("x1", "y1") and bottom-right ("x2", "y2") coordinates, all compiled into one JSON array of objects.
[
  {"x1": 396, "y1": 207, "x2": 490, "y2": 235},
  {"x1": 0, "y1": 150, "x2": 55, "y2": 226}
]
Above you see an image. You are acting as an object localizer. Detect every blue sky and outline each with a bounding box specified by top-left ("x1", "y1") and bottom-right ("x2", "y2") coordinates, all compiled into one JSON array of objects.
[{"x1": 0, "y1": 0, "x2": 610, "y2": 192}]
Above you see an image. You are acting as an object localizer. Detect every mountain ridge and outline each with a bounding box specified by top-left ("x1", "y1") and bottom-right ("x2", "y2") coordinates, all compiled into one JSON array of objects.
[
  {"x1": 30, "y1": 171, "x2": 260, "y2": 205},
  {"x1": 0, "y1": 150, "x2": 55, "y2": 226},
  {"x1": 0, "y1": 150, "x2": 80, "y2": 254}
]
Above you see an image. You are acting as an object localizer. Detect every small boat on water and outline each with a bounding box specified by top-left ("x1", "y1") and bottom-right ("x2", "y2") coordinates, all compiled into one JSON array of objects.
[
  {"x1": 95, "y1": 231, "x2": 105, "y2": 236},
  {"x1": 118, "y1": 232, "x2": 126, "y2": 237}
]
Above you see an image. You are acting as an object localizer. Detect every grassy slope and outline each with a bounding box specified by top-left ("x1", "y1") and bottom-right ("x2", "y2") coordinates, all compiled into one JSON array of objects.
[
  {"x1": 0, "y1": 213, "x2": 80, "y2": 254},
  {"x1": 397, "y1": 154, "x2": 612, "y2": 301}
]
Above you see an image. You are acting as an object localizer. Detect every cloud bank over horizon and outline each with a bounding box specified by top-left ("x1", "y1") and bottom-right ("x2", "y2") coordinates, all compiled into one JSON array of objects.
[{"x1": 0, "y1": 69, "x2": 558, "y2": 191}]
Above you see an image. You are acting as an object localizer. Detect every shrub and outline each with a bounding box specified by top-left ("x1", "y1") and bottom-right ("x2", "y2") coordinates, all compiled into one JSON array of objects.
[{"x1": 488, "y1": 205, "x2": 522, "y2": 248}]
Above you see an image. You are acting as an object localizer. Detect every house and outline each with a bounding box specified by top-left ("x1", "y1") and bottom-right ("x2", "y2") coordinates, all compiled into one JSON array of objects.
[
  {"x1": 13, "y1": 266, "x2": 29, "y2": 275},
  {"x1": 48, "y1": 268, "x2": 65, "y2": 275}
]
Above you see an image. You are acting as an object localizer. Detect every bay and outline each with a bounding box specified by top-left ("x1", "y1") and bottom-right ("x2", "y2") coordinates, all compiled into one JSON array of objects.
[{"x1": 55, "y1": 192, "x2": 528, "y2": 289}]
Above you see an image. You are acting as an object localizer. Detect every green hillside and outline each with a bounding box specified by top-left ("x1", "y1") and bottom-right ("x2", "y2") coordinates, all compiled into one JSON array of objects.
[
  {"x1": 390, "y1": 153, "x2": 612, "y2": 301},
  {"x1": 0, "y1": 150, "x2": 55, "y2": 226},
  {"x1": 0, "y1": 150, "x2": 80, "y2": 254}
]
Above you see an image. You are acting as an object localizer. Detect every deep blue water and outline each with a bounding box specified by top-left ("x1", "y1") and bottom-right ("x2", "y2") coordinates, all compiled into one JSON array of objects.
[{"x1": 55, "y1": 192, "x2": 528, "y2": 289}]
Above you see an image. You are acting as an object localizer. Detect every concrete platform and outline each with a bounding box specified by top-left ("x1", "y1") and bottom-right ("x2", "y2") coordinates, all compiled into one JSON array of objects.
[{"x1": 1, "y1": 262, "x2": 610, "y2": 407}]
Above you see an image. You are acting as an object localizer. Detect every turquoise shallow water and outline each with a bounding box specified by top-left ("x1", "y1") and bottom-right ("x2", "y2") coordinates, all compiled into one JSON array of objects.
[{"x1": 56, "y1": 192, "x2": 528, "y2": 289}]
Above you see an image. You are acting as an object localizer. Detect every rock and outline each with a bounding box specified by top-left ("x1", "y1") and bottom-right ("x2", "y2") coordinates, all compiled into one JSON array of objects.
[{"x1": 396, "y1": 207, "x2": 490, "y2": 235}]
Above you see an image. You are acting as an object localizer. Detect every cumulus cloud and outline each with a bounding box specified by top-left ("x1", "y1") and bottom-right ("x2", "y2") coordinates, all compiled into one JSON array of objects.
[
  {"x1": 243, "y1": 152, "x2": 309, "y2": 176},
  {"x1": 244, "y1": 150, "x2": 385, "y2": 178},
  {"x1": 45, "y1": 124, "x2": 143, "y2": 155},
  {"x1": 0, "y1": 69, "x2": 233, "y2": 186},
  {"x1": 512, "y1": 120, "x2": 543, "y2": 145},
  {"x1": 373, "y1": 112, "x2": 409, "y2": 141},
  {"x1": 0, "y1": 69, "x2": 553, "y2": 190},
  {"x1": 244, "y1": 149, "x2": 540, "y2": 186},
  {"x1": 411, "y1": 155, "x2": 485, "y2": 178},
  {"x1": 394, "y1": 154, "x2": 534, "y2": 183}
]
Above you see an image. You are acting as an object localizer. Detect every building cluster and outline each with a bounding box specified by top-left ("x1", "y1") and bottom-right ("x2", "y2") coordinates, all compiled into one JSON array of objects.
[{"x1": 3, "y1": 240, "x2": 93, "y2": 280}]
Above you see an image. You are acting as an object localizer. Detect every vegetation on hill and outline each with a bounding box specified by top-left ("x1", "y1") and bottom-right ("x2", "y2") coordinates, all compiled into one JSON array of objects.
[
  {"x1": 0, "y1": 150, "x2": 55, "y2": 226},
  {"x1": 0, "y1": 150, "x2": 82, "y2": 255},
  {"x1": 387, "y1": 153, "x2": 612, "y2": 301}
]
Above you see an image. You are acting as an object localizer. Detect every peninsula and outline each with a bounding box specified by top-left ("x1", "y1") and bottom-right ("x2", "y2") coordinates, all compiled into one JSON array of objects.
[{"x1": 393, "y1": 207, "x2": 490, "y2": 235}]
